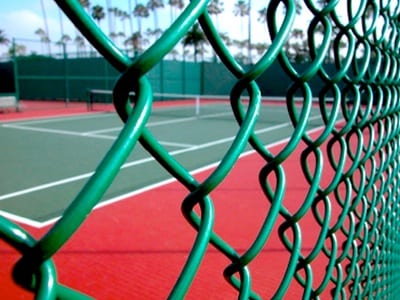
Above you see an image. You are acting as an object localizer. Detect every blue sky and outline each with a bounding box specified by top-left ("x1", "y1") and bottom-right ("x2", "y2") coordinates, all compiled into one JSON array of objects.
[
  {"x1": 1, "y1": 1, "x2": 375, "y2": 59},
  {"x1": 0, "y1": 0, "x2": 282, "y2": 57}
]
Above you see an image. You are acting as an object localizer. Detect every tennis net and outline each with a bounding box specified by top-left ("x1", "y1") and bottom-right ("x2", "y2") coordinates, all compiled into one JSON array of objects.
[{"x1": 87, "y1": 89, "x2": 335, "y2": 126}]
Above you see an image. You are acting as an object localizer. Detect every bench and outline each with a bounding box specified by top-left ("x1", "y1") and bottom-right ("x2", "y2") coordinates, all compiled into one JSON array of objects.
[{"x1": 0, "y1": 95, "x2": 18, "y2": 112}]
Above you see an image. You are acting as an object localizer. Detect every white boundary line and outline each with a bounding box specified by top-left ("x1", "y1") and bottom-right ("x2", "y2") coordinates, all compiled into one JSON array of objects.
[
  {"x1": 1, "y1": 112, "x2": 222, "y2": 139},
  {"x1": 27, "y1": 123, "x2": 331, "y2": 229},
  {"x1": 0, "y1": 111, "x2": 109, "y2": 125},
  {"x1": 0, "y1": 120, "x2": 300, "y2": 203},
  {"x1": 1, "y1": 115, "x2": 334, "y2": 228},
  {"x1": 0, "y1": 210, "x2": 44, "y2": 228}
]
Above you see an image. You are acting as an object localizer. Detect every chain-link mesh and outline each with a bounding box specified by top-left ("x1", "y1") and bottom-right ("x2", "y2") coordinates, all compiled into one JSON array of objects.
[{"x1": 2, "y1": 0, "x2": 400, "y2": 298}]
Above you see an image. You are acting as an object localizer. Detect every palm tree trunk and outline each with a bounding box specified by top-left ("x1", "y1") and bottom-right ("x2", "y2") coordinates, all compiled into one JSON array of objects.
[
  {"x1": 248, "y1": 0, "x2": 252, "y2": 63},
  {"x1": 128, "y1": 1, "x2": 134, "y2": 36},
  {"x1": 107, "y1": 0, "x2": 113, "y2": 34},
  {"x1": 40, "y1": 0, "x2": 51, "y2": 55},
  {"x1": 58, "y1": 9, "x2": 65, "y2": 56}
]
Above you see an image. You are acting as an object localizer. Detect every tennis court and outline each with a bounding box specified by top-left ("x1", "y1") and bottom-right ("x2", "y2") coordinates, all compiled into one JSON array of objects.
[
  {"x1": 2, "y1": 0, "x2": 399, "y2": 299},
  {"x1": 0, "y1": 99, "x2": 326, "y2": 226}
]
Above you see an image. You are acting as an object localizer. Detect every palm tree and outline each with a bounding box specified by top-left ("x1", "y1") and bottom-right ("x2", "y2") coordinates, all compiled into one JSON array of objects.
[
  {"x1": 257, "y1": 6, "x2": 270, "y2": 53},
  {"x1": 206, "y1": 0, "x2": 224, "y2": 61},
  {"x1": 105, "y1": 0, "x2": 114, "y2": 35},
  {"x1": 147, "y1": 0, "x2": 164, "y2": 38},
  {"x1": 133, "y1": 4, "x2": 150, "y2": 35},
  {"x1": 258, "y1": 7, "x2": 267, "y2": 24},
  {"x1": 40, "y1": 0, "x2": 51, "y2": 55},
  {"x1": 118, "y1": 31, "x2": 126, "y2": 48},
  {"x1": 110, "y1": 32, "x2": 118, "y2": 43},
  {"x1": 220, "y1": 32, "x2": 233, "y2": 47},
  {"x1": 8, "y1": 43, "x2": 27, "y2": 57},
  {"x1": 168, "y1": 0, "x2": 184, "y2": 23},
  {"x1": 285, "y1": 28, "x2": 309, "y2": 63},
  {"x1": 77, "y1": 0, "x2": 91, "y2": 55},
  {"x1": 119, "y1": 11, "x2": 130, "y2": 36},
  {"x1": 233, "y1": 1, "x2": 249, "y2": 39},
  {"x1": 315, "y1": 0, "x2": 346, "y2": 62},
  {"x1": 124, "y1": 32, "x2": 142, "y2": 56},
  {"x1": 74, "y1": 35, "x2": 86, "y2": 56},
  {"x1": 108, "y1": 7, "x2": 118, "y2": 35},
  {"x1": 127, "y1": 1, "x2": 134, "y2": 36},
  {"x1": 207, "y1": 0, "x2": 224, "y2": 32},
  {"x1": 79, "y1": 0, "x2": 91, "y2": 13},
  {"x1": 280, "y1": 0, "x2": 302, "y2": 15},
  {"x1": 56, "y1": 34, "x2": 72, "y2": 55},
  {"x1": 0, "y1": 30, "x2": 10, "y2": 48},
  {"x1": 168, "y1": 0, "x2": 185, "y2": 59},
  {"x1": 233, "y1": 39, "x2": 248, "y2": 63},
  {"x1": 233, "y1": 0, "x2": 251, "y2": 62},
  {"x1": 55, "y1": 40, "x2": 65, "y2": 55},
  {"x1": 92, "y1": 5, "x2": 106, "y2": 25},
  {"x1": 169, "y1": 48, "x2": 180, "y2": 60},
  {"x1": 35, "y1": 28, "x2": 50, "y2": 55},
  {"x1": 58, "y1": 8, "x2": 65, "y2": 40},
  {"x1": 182, "y1": 23, "x2": 208, "y2": 62},
  {"x1": 146, "y1": 28, "x2": 163, "y2": 45},
  {"x1": 253, "y1": 42, "x2": 269, "y2": 59},
  {"x1": 0, "y1": 30, "x2": 9, "y2": 58}
]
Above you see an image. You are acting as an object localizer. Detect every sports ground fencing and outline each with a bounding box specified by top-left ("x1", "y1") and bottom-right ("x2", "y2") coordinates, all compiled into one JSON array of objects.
[
  {"x1": 2, "y1": 55, "x2": 339, "y2": 102},
  {"x1": 2, "y1": 0, "x2": 400, "y2": 299}
]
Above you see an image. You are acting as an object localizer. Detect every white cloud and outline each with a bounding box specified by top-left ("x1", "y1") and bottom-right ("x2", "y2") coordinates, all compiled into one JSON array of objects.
[{"x1": 2, "y1": 10, "x2": 44, "y2": 40}]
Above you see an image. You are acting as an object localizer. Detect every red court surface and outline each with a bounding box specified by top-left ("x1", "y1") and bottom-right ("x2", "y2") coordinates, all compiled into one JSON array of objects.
[{"x1": 0, "y1": 102, "x2": 348, "y2": 299}]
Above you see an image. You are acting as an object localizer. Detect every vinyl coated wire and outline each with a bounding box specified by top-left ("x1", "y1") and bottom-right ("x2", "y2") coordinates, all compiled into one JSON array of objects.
[{"x1": 2, "y1": 0, "x2": 400, "y2": 299}]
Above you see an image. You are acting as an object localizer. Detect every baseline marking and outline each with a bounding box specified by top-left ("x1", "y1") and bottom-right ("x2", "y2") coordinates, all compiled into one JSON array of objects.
[{"x1": 1, "y1": 112, "x2": 113, "y2": 126}]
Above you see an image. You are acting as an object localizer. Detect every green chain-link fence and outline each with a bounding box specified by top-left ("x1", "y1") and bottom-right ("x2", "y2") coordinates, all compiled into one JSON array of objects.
[{"x1": 2, "y1": 0, "x2": 400, "y2": 298}]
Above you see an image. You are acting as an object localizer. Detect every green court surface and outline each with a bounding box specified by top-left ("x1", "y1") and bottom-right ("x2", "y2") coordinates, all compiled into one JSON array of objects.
[{"x1": 0, "y1": 102, "x2": 327, "y2": 226}]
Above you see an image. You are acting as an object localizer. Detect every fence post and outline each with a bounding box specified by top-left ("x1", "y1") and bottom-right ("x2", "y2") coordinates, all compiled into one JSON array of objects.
[
  {"x1": 63, "y1": 43, "x2": 70, "y2": 107},
  {"x1": 12, "y1": 38, "x2": 20, "y2": 111}
]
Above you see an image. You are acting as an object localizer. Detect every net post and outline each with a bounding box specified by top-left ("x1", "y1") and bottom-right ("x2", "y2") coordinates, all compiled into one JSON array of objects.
[{"x1": 195, "y1": 95, "x2": 200, "y2": 117}]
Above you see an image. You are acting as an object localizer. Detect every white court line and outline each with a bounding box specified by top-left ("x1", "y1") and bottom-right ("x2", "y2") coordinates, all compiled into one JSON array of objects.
[
  {"x1": 0, "y1": 173, "x2": 94, "y2": 201},
  {"x1": 147, "y1": 116, "x2": 198, "y2": 126},
  {"x1": 1, "y1": 108, "x2": 309, "y2": 140},
  {"x1": 0, "y1": 115, "x2": 323, "y2": 203},
  {"x1": 0, "y1": 112, "x2": 110, "y2": 125},
  {"x1": 80, "y1": 116, "x2": 201, "y2": 135},
  {"x1": 1, "y1": 114, "x2": 201, "y2": 138},
  {"x1": 2, "y1": 112, "x2": 113, "y2": 126},
  {"x1": 6, "y1": 122, "x2": 338, "y2": 229},
  {"x1": 80, "y1": 113, "x2": 232, "y2": 135},
  {"x1": 3, "y1": 124, "x2": 85, "y2": 136},
  {"x1": 0, "y1": 210, "x2": 44, "y2": 228},
  {"x1": 2, "y1": 124, "x2": 117, "y2": 140},
  {"x1": 83, "y1": 133, "x2": 116, "y2": 140},
  {"x1": 2, "y1": 117, "x2": 194, "y2": 139},
  {"x1": 82, "y1": 133, "x2": 195, "y2": 148},
  {"x1": 158, "y1": 141, "x2": 197, "y2": 148},
  {"x1": 82, "y1": 126, "x2": 122, "y2": 135}
]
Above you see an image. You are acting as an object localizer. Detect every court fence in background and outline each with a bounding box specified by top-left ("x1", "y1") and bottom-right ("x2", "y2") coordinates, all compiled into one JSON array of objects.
[
  {"x1": 1, "y1": 41, "x2": 340, "y2": 103},
  {"x1": 2, "y1": 0, "x2": 400, "y2": 299}
]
